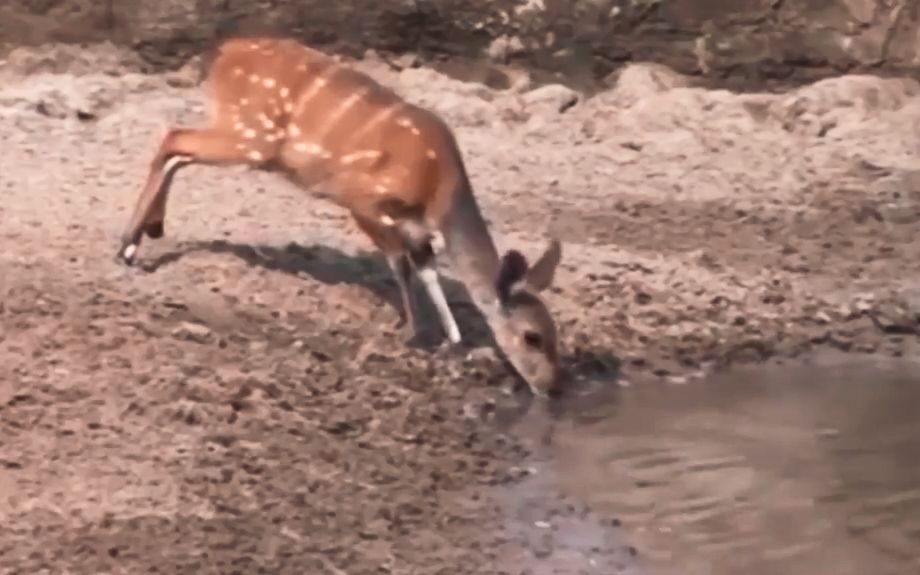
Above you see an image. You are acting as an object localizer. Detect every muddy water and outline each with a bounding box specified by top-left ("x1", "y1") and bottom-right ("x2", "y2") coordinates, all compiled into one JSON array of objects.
[{"x1": 495, "y1": 353, "x2": 920, "y2": 575}]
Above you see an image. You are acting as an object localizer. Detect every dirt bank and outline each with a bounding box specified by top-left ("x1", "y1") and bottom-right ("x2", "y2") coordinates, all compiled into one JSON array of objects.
[
  {"x1": 0, "y1": 43, "x2": 919, "y2": 573},
  {"x1": 1, "y1": 1, "x2": 919, "y2": 90}
]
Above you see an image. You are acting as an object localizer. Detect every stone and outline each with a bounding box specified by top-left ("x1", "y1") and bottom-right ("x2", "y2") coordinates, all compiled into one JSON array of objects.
[{"x1": 172, "y1": 321, "x2": 212, "y2": 343}]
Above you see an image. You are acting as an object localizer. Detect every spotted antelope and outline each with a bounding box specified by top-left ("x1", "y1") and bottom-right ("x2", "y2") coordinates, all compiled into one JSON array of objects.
[{"x1": 117, "y1": 37, "x2": 565, "y2": 396}]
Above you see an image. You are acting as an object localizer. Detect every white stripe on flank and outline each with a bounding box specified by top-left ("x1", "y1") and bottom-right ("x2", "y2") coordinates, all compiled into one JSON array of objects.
[
  {"x1": 313, "y1": 86, "x2": 370, "y2": 141},
  {"x1": 343, "y1": 102, "x2": 404, "y2": 148},
  {"x1": 292, "y1": 64, "x2": 341, "y2": 119}
]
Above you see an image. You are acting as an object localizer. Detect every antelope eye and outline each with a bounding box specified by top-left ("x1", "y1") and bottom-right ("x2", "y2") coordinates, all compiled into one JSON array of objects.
[{"x1": 523, "y1": 331, "x2": 543, "y2": 349}]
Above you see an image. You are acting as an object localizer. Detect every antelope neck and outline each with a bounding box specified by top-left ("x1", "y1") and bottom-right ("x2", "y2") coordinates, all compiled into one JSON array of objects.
[{"x1": 438, "y1": 175, "x2": 504, "y2": 315}]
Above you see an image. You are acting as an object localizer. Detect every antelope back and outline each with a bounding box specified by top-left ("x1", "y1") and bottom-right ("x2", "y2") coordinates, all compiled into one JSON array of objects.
[{"x1": 204, "y1": 38, "x2": 458, "y2": 220}]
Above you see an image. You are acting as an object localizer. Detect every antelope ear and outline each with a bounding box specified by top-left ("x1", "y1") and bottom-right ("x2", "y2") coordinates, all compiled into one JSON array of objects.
[
  {"x1": 524, "y1": 239, "x2": 562, "y2": 292},
  {"x1": 495, "y1": 249, "x2": 529, "y2": 303}
]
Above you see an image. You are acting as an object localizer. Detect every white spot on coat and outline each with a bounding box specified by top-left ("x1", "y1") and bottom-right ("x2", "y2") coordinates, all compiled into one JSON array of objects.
[
  {"x1": 340, "y1": 150, "x2": 382, "y2": 166},
  {"x1": 293, "y1": 142, "x2": 325, "y2": 155},
  {"x1": 258, "y1": 114, "x2": 275, "y2": 129}
]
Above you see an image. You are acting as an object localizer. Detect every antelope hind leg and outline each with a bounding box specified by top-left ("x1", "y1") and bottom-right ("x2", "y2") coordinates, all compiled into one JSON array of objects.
[{"x1": 118, "y1": 127, "x2": 268, "y2": 265}]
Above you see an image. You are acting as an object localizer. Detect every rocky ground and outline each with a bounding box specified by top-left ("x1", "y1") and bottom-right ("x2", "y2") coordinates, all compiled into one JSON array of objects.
[{"x1": 0, "y1": 42, "x2": 919, "y2": 574}]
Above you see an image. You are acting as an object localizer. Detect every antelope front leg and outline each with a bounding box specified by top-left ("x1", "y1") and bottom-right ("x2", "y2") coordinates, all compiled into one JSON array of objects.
[
  {"x1": 117, "y1": 127, "x2": 268, "y2": 265},
  {"x1": 387, "y1": 253, "x2": 419, "y2": 333},
  {"x1": 408, "y1": 243, "x2": 462, "y2": 346}
]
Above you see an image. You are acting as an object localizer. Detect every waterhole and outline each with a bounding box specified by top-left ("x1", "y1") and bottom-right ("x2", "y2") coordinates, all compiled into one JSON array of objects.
[{"x1": 495, "y1": 352, "x2": 920, "y2": 575}]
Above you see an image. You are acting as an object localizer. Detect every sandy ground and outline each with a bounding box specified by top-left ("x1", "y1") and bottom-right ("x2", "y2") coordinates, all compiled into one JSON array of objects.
[{"x1": 1, "y1": 43, "x2": 919, "y2": 573}]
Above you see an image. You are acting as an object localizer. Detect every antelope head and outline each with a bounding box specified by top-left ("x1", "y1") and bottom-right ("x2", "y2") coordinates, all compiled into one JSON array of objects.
[{"x1": 490, "y1": 239, "x2": 564, "y2": 396}]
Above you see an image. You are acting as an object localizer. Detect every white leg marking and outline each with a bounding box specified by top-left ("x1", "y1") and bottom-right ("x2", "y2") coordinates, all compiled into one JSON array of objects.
[
  {"x1": 418, "y1": 267, "x2": 461, "y2": 344},
  {"x1": 163, "y1": 154, "x2": 192, "y2": 173},
  {"x1": 122, "y1": 243, "x2": 137, "y2": 260},
  {"x1": 430, "y1": 231, "x2": 446, "y2": 254}
]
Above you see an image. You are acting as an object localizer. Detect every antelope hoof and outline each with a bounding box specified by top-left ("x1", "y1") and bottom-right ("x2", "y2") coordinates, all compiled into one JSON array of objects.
[
  {"x1": 117, "y1": 241, "x2": 139, "y2": 266},
  {"x1": 400, "y1": 325, "x2": 441, "y2": 350},
  {"x1": 144, "y1": 221, "x2": 165, "y2": 239},
  {"x1": 445, "y1": 328, "x2": 462, "y2": 347},
  {"x1": 436, "y1": 336, "x2": 466, "y2": 358},
  {"x1": 391, "y1": 315, "x2": 409, "y2": 335},
  {"x1": 389, "y1": 314, "x2": 415, "y2": 342}
]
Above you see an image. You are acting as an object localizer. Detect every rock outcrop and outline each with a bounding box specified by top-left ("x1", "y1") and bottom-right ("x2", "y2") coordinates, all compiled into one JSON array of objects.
[{"x1": 1, "y1": 0, "x2": 918, "y2": 89}]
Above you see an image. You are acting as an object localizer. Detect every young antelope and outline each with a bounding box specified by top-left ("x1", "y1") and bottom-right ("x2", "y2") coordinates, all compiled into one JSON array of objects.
[{"x1": 117, "y1": 37, "x2": 565, "y2": 396}]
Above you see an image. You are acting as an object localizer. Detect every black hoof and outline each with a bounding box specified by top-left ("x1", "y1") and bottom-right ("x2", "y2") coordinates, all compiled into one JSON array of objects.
[
  {"x1": 437, "y1": 337, "x2": 466, "y2": 358},
  {"x1": 145, "y1": 222, "x2": 164, "y2": 239},
  {"x1": 404, "y1": 329, "x2": 441, "y2": 351}
]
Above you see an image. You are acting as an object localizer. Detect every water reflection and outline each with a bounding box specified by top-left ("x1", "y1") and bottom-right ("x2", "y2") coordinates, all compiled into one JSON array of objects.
[{"x1": 500, "y1": 353, "x2": 920, "y2": 575}]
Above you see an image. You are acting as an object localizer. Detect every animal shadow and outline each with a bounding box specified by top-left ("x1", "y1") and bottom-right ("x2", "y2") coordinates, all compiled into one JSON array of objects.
[
  {"x1": 140, "y1": 238, "x2": 622, "y2": 401},
  {"x1": 142, "y1": 238, "x2": 495, "y2": 349}
]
